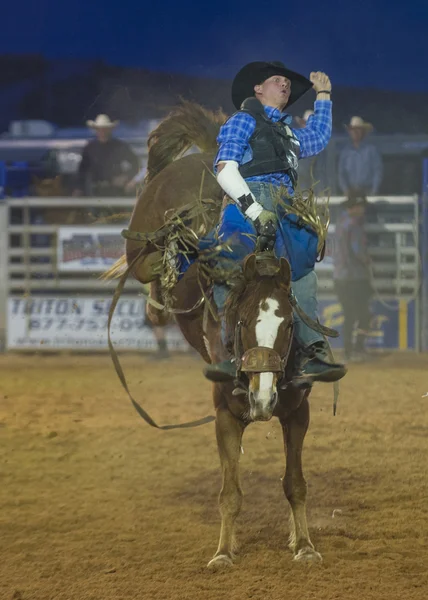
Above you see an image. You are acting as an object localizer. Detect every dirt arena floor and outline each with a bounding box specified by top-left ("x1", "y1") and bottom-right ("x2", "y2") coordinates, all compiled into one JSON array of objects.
[{"x1": 1, "y1": 351, "x2": 428, "y2": 600}]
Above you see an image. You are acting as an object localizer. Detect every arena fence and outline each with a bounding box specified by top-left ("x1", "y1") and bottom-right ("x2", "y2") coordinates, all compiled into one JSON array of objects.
[{"x1": 0, "y1": 195, "x2": 423, "y2": 353}]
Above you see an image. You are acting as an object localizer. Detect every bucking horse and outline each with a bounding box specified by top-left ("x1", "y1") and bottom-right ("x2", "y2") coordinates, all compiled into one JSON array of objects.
[{"x1": 106, "y1": 101, "x2": 336, "y2": 567}]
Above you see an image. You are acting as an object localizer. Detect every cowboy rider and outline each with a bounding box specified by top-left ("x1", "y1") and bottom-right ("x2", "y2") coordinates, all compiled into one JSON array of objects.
[{"x1": 203, "y1": 61, "x2": 347, "y2": 386}]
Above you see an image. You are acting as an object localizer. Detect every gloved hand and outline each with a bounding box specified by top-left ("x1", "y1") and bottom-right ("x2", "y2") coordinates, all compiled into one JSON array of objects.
[{"x1": 254, "y1": 209, "x2": 277, "y2": 251}]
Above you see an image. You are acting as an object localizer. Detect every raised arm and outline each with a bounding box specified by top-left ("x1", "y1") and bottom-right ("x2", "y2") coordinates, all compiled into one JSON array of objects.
[{"x1": 293, "y1": 72, "x2": 332, "y2": 159}]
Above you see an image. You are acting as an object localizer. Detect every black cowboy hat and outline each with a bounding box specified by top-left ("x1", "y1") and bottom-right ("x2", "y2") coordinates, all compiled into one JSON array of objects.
[{"x1": 231, "y1": 61, "x2": 313, "y2": 110}]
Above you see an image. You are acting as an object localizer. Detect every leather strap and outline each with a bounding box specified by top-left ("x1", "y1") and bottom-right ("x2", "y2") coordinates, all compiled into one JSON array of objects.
[
  {"x1": 106, "y1": 249, "x2": 215, "y2": 430},
  {"x1": 289, "y1": 292, "x2": 339, "y2": 338}
]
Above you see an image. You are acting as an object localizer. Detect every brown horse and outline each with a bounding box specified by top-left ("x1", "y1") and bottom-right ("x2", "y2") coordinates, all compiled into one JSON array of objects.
[
  {"x1": 173, "y1": 253, "x2": 321, "y2": 566},
  {"x1": 120, "y1": 101, "x2": 322, "y2": 566}
]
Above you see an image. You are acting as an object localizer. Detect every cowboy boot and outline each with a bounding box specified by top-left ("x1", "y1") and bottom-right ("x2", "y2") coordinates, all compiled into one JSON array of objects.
[
  {"x1": 203, "y1": 358, "x2": 237, "y2": 382},
  {"x1": 291, "y1": 341, "x2": 347, "y2": 388},
  {"x1": 203, "y1": 332, "x2": 237, "y2": 382}
]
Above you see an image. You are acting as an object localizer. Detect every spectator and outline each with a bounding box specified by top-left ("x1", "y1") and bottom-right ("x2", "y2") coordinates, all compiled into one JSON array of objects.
[
  {"x1": 295, "y1": 109, "x2": 314, "y2": 128},
  {"x1": 338, "y1": 116, "x2": 383, "y2": 196},
  {"x1": 73, "y1": 114, "x2": 139, "y2": 196},
  {"x1": 125, "y1": 163, "x2": 147, "y2": 192},
  {"x1": 333, "y1": 189, "x2": 372, "y2": 361},
  {"x1": 295, "y1": 109, "x2": 329, "y2": 194}
]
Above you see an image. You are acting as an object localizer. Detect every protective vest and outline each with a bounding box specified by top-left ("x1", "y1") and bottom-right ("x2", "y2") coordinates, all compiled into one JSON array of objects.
[{"x1": 238, "y1": 97, "x2": 300, "y2": 188}]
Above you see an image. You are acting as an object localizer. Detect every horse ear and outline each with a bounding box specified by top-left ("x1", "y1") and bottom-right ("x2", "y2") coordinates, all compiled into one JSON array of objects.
[
  {"x1": 243, "y1": 254, "x2": 257, "y2": 281},
  {"x1": 279, "y1": 257, "x2": 291, "y2": 286}
]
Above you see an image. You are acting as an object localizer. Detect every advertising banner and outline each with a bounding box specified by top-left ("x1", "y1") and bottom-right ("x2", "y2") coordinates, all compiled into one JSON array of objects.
[
  {"x1": 7, "y1": 296, "x2": 188, "y2": 351},
  {"x1": 57, "y1": 226, "x2": 124, "y2": 272}
]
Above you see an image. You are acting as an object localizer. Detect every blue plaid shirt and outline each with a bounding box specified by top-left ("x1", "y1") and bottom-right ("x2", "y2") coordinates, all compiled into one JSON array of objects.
[{"x1": 214, "y1": 100, "x2": 332, "y2": 193}]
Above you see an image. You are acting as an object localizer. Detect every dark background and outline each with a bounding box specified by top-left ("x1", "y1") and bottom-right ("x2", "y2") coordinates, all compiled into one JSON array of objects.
[{"x1": 1, "y1": 0, "x2": 427, "y2": 132}]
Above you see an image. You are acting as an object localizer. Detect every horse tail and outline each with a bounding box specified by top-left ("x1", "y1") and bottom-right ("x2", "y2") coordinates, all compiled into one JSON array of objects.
[
  {"x1": 145, "y1": 100, "x2": 227, "y2": 183},
  {"x1": 99, "y1": 254, "x2": 128, "y2": 281}
]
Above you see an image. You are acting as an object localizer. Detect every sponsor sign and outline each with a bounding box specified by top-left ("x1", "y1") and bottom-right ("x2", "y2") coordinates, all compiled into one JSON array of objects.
[
  {"x1": 319, "y1": 298, "x2": 416, "y2": 350},
  {"x1": 7, "y1": 296, "x2": 188, "y2": 351},
  {"x1": 57, "y1": 226, "x2": 124, "y2": 272}
]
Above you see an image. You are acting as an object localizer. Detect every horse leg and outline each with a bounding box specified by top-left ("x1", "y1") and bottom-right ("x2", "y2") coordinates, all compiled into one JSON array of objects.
[
  {"x1": 280, "y1": 394, "x2": 322, "y2": 562},
  {"x1": 207, "y1": 404, "x2": 246, "y2": 569}
]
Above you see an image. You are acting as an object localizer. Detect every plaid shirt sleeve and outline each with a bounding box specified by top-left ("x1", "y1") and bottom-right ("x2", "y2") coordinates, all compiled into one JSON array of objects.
[
  {"x1": 214, "y1": 112, "x2": 256, "y2": 171},
  {"x1": 293, "y1": 100, "x2": 332, "y2": 159}
]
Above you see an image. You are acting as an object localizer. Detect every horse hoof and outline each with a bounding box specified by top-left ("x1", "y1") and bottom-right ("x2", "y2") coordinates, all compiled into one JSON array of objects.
[
  {"x1": 294, "y1": 547, "x2": 322, "y2": 563},
  {"x1": 207, "y1": 554, "x2": 234, "y2": 570}
]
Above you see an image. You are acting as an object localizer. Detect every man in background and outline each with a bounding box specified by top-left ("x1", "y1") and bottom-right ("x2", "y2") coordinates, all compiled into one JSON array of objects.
[
  {"x1": 74, "y1": 114, "x2": 139, "y2": 197},
  {"x1": 333, "y1": 189, "x2": 372, "y2": 361},
  {"x1": 125, "y1": 163, "x2": 147, "y2": 193},
  {"x1": 338, "y1": 116, "x2": 383, "y2": 196}
]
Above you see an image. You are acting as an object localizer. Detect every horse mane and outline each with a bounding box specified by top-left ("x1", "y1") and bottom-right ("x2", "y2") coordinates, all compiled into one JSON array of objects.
[{"x1": 145, "y1": 100, "x2": 227, "y2": 183}]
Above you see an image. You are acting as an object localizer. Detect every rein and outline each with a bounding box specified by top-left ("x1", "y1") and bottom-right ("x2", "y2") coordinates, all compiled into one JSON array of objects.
[
  {"x1": 106, "y1": 248, "x2": 215, "y2": 430},
  {"x1": 289, "y1": 291, "x2": 339, "y2": 338}
]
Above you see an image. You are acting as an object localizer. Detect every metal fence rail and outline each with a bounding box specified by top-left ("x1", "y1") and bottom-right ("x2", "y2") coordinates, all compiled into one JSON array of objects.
[{"x1": 0, "y1": 194, "x2": 422, "y2": 352}]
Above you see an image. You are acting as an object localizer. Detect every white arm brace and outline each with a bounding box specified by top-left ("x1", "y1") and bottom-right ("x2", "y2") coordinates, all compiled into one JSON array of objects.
[{"x1": 216, "y1": 160, "x2": 263, "y2": 220}]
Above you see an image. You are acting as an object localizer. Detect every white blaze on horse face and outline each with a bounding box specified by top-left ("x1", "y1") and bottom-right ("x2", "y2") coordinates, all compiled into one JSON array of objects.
[{"x1": 255, "y1": 298, "x2": 284, "y2": 397}]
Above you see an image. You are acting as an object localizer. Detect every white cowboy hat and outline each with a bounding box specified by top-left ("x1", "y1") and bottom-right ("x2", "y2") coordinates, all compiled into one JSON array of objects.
[
  {"x1": 345, "y1": 116, "x2": 373, "y2": 131},
  {"x1": 295, "y1": 109, "x2": 314, "y2": 127},
  {"x1": 86, "y1": 114, "x2": 119, "y2": 128}
]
